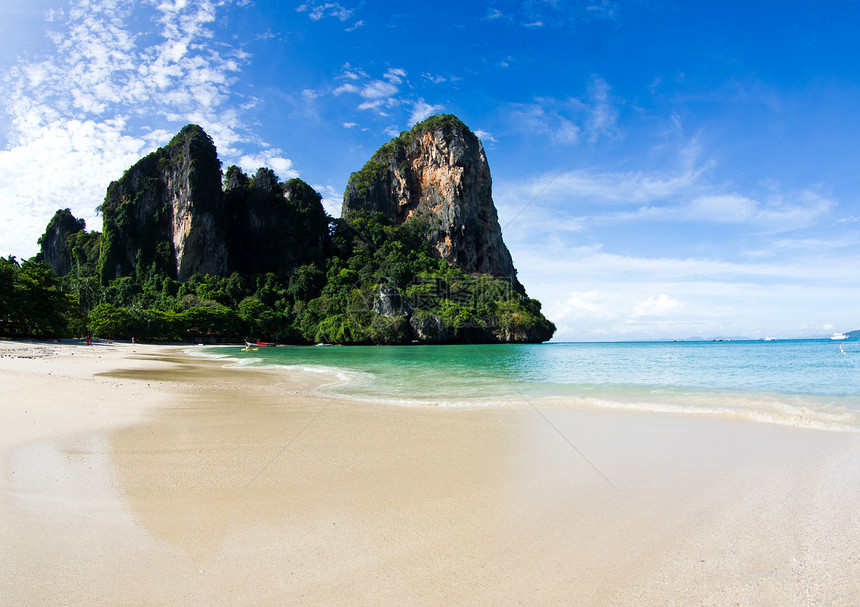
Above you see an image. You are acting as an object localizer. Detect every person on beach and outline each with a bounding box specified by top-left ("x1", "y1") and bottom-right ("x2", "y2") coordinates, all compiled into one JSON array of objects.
[{"x1": 86, "y1": 334, "x2": 91, "y2": 346}]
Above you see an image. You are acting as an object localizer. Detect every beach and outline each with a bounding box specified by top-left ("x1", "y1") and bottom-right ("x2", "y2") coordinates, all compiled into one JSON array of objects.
[{"x1": 1, "y1": 340, "x2": 858, "y2": 606}]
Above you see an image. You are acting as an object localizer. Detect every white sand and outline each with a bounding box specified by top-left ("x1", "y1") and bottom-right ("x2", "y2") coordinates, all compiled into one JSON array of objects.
[{"x1": 1, "y1": 340, "x2": 858, "y2": 606}]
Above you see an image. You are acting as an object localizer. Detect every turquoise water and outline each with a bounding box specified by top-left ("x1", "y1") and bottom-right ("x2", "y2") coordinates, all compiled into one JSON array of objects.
[{"x1": 203, "y1": 340, "x2": 860, "y2": 431}]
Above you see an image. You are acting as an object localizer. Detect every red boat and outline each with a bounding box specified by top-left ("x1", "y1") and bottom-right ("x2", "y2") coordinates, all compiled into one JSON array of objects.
[{"x1": 246, "y1": 340, "x2": 276, "y2": 347}]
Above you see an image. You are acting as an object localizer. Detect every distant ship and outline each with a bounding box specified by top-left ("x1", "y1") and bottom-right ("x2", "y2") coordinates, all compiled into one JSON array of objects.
[
  {"x1": 831, "y1": 332, "x2": 848, "y2": 340},
  {"x1": 764, "y1": 336, "x2": 777, "y2": 341}
]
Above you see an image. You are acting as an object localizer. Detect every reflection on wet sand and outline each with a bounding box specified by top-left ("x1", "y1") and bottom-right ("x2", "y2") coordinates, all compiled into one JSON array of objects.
[{"x1": 106, "y1": 363, "x2": 515, "y2": 565}]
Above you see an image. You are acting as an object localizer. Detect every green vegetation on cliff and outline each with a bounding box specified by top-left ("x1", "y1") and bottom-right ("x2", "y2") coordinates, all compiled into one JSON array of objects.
[
  {"x1": 223, "y1": 167, "x2": 328, "y2": 277},
  {"x1": 2, "y1": 119, "x2": 556, "y2": 343},
  {"x1": 97, "y1": 124, "x2": 223, "y2": 284},
  {"x1": 5, "y1": 208, "x2": 554, "y2": 343},
  {"x1": 37, "y1": 208, "x2": 100, "y2": 277}
]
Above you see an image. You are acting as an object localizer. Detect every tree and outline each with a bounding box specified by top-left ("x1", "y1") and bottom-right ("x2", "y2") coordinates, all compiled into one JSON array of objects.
[
  {"x1": 14, "y1": 260, "x2": 72, "y2": 337},
  {"x1": 89, "y1": 303, "x2": 135, "y2": 339}
]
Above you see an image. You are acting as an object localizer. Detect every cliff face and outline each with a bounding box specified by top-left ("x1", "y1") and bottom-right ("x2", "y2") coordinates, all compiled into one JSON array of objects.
[
  {"x1": 223, "y1": 167, "x2": 328, "y2": 276},
  {"x1": 342, "y1": 115, "x2": 520, "y2": 289},
  {"x1": 98, "y1": 125, "x2": 228, "y2": 283},
  {"x1": 38, "y1": 209, "x2": 86, "y2": 276},
  {"x1": 37, "y1": 119, "x2": 555, "y2": 344}
]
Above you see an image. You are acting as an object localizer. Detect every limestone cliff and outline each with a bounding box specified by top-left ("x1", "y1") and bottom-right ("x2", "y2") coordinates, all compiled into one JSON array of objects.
[
  {"x1": 97, "y1": 125, "x2": 228, "y2": 283},
  {"x1": 38, "y1": 209, "x2": 86, "y2": 277},
  {"x1": 342, "y1": 115, "x2": 520, "y2": 290},
  {"x1": 223, "y1": 167, "x2": 328, "y2": 277},
  {"x1": 45, "y1": 120, "x2": 555, "y2": 344}
]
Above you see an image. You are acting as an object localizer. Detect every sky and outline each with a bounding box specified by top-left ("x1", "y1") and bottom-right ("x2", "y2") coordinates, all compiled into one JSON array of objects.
[{"x1": 1, "y1": 0, "x2": 860, "y2": 341}]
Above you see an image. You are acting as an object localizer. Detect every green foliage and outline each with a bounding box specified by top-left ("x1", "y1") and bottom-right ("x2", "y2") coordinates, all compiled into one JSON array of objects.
[
  {"x1": 97, "y1": 124, "x2": 221, "y2": 285},
  {"x1": 15, "y1": 120, "x2": 555, "y2": 345},
  {"x1": 38, "y1": 209, "x2": 85, "y2": 247},
  {"x1": 348, "y1": 160, "x2": 388, "y2": 199},
  {"x1": 89, "y1": 303, "x2": 135, "y2": 339},
  {"x1": 37, "y1": 209, "x2": 100, "y2": 278},
  {"x1": 60, "y1": 209, "x2": 555, "y2": 344},
  {"x1": 223, "y1": 167, "x2": 328, "y2": 278},
  {"x1": 0, "y1": 258, "x2": 72, "y2": 337},
  {"x1": 0, "y1": 256, "x2": 19, "y2": 322}
]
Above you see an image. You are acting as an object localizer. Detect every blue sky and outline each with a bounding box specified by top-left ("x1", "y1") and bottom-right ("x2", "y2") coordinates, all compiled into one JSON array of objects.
[{"x1": 2, "y1": 0, "x2": 859, "y2": 341}]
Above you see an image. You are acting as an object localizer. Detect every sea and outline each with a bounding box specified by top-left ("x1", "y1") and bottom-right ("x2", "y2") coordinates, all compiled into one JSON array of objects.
[{"x1": 201, "y1": 339, "x2": 860, "y2": 432}]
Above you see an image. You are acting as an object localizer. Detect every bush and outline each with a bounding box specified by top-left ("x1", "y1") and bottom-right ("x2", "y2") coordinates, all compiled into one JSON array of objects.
[{"x1": 89, "y1": 303, "x2": 136, "y2": 339}]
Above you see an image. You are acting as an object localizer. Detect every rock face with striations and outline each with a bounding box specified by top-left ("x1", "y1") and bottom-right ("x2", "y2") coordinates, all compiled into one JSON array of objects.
[
  {"x1": 97, "y1": 125, "x2": 228, "y2": 283},
  {"x1": 342, "y1": 115, "x2": 521, "y2": 290}
]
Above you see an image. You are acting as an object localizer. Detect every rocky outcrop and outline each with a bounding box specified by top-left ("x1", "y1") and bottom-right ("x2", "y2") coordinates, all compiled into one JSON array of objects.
[
  {"x1": 97, "y1": 125, "x2": 329, "y2": 285},
  {"x1": 342, "y1": 115, "x2": 520, "y2": 290},
  {"x1": 372, "y1": 285, "x2": 413, "y2": 318},
  {"x1": 409, "y1": 313, "x2": 448, "y2": 343},
  {"x1": 223, "y1": 167, "x2": 328, "y2": 277},
  {"x1": 38, "y1": 209, "x2": 86, "y2": 276},
  {"x1": 98, "y1": 125, "x2": 228, "y2": 283},
  {"x1": 56, "y1": 119, "x2": 555, "y2": 344}
]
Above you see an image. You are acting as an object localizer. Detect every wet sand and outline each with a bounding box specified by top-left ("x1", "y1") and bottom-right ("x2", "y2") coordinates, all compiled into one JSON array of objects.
[{"x1": 1, "y1": 340, "x2": 858, "y2": 606}]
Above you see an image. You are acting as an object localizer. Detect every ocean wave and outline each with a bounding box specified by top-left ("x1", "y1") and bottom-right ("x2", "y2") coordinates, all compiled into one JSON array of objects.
[
  {"x1": 315, "y1": 382, "x2": 860, "y2": 432},
  {"x1": 533, "y1": 393, "x2": 860, "y2": 433},
  {"x1": 191, "y1": 344, "x2": 860, "y2": 432},
  {"x1": 183, "y1": 346, "x2": 238, "y2": 361}
]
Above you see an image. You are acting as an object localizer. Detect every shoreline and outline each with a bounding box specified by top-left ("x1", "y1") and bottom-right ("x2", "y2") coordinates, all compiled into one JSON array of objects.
[
  {"x1": 193, "y1": 342, "x2": 860, "y2": 434},
  {"x1": 1, "y1": 340, "x2": 858, "y2": 605}
]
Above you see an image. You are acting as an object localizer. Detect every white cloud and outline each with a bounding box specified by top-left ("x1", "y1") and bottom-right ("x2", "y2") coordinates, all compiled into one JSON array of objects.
[
  {"x1": 409, "y1": 101, "x2": 444, "y2": 126},
  {"x1": 687, "y1": 194, "x2": 757, "y2": 222},
  {"x1": 509, "y1": 102, "x2": 581, "y2": 144},
  {"x1": 585, "y1": 77, "x2": 618, "y2": 138},
  {"x1": 326, "y1": 65, "x2": 416, "y2": 121},
  {"x1": 358, "y1": 100, "x2": 385, "y2": 112},
  {"x1": 554, "y1": 290, "x2": 619, "y2": 323},
  {"x1": 507, "y1": 234, "x2": 860, "y2": 341},
  {"x1": 237, "y1": 153, "x2": 299, "y2": 180},
  {"x1": 423, "y1": 73, "x2": 447, "y2": 84},
  {"x1": 601, "y1": 188, "x2": 834, "y2": 233},
  {"x1": 322, "y1": 65, "x2": 456, "y2": 132},
  {"x1": 45, "y1": 7, "x2": 65, "y2": 22},
  {"x1": 632, "y1": 294, "x2": 683, "y2": 317},
  {"x1": 499, "y1": 149, "x2": 832, "y2": 235},
  {"x1": 499, "y1": 165, "x2": 706, "y2": 210},
  {"x1": 296, "y1": 1, "x2": 354, "y2": 22},
  {"x1": 0, "y1": 0, "x2": 294, "y2": 258},
  {"x1": 585, "y1": 1, "x2": 617, "y2": 19},
  {"x1": 385, "y1": 68, "x2": 407, "y2": 82},
  {"x1": 333, "y1": 83, "x2": 360, "y2": 95},
  {"x1": 474, "y1": 129, "x2": 497, "y2": 143},
  {"x1": 0, "y1": 119, "x2": 149, "y2": 258},
  {"x1": 268, "y1": 157, "x2": 298, "y2": 178},
  {"x1": 361, "y1": 80, "x2": 399, "y2": 99},
  {"x1": 505, "y1": 77, "x2": 618, "y2": 146}
]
